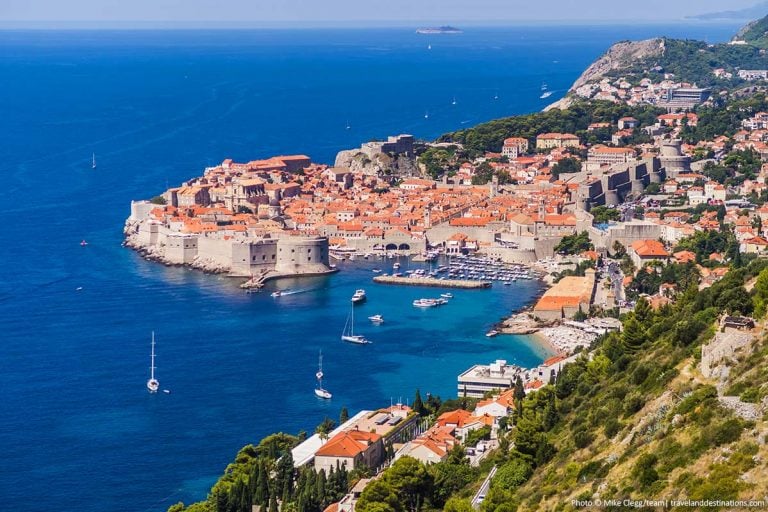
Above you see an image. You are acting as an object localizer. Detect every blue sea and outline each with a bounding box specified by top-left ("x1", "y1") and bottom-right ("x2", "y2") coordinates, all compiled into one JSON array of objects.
[{"x1": 0, "y1": 23, "x2": 740, "y2": 511}]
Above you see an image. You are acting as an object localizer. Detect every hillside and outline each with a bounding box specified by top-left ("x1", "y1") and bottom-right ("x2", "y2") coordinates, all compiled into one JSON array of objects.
[
  {"x1": 737, "y1": 12, "x2": 768, "y2": 47},
  {"x1": 540, "y1": 14, "x2": 768, "y2": 110},
  {"x1": 483, "y1": 260, "x2": 768, "y2": 511}
]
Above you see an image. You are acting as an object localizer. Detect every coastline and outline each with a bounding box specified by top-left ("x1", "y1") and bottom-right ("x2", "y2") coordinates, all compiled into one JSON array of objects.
[{"x1": 528, "y1": 329, "x2": 562, "y2": 357}]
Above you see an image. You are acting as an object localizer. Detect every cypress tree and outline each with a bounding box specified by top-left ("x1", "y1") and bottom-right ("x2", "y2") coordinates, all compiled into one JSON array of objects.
[
  {"x1": 513, "y1": 376, "x2": 525, "y2": 418},
  {"x1": 315, "y1": 469, "x2": 327, "y2": 507},
  {"x1": 413, "y1": 388, "x2": 425, "y2": 415},
  {"x1": 255, "y1": 460, "x2": 270, "y2": 507},
  {"x1": 339, "y1": 407, "x2": 349, "y2": 424}
]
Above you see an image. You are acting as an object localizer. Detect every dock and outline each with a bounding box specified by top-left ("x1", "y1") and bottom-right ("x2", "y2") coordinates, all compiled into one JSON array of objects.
[{"x1": 373, "y1": 275, "x2": 491, "y2": 289}]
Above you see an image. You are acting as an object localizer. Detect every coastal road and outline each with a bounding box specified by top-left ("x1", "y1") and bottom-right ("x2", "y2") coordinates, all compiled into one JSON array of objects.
[{"x1": 472, "y1": 465, "x2": 497, "y2": 509}]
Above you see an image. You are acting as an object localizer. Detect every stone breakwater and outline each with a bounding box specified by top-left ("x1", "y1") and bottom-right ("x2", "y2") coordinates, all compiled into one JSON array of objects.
[{"x1": 372, "y1": 275, "x2": 491, "y2": 289}]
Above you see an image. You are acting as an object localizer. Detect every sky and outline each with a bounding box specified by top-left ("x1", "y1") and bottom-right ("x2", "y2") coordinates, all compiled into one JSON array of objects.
[{"x1": 0, "y1": 0, "x2": 761, "y2": 25}]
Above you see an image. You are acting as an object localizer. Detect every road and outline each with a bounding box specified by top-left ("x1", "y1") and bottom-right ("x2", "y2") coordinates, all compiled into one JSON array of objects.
[{"x1": 471, "y1": 465, "x2": 497, "y2": 509}]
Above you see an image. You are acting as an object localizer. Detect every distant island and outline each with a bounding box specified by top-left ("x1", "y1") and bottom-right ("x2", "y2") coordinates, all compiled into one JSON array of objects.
[{"x1": 415, "y1": 25, "x2": 462, "y2": 34}]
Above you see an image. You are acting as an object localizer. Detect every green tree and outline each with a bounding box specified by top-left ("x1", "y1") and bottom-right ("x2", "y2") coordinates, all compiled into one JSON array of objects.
[
  {"x1": 611, "y1": 240, "x2": 627, "y2": 258},
  {"x1": 413, "y1": 389, "x2": 426, "y2": 416},
  {"x1": 339, "y1": 407, "x2": 349, "y2": 424},
  {"x1": 430, "y1": 461, "x2": 475, "y2": 507},
  {"x1": 381, "y1": 457, "x2": 432, "y2": 512},
  {"x1": 356, "y1": 480, "x2": 402, "y2": 512},
  {"x1": 315, "y1": 417, "x2": 336, "y2": 442},
  {"x1": 443, "y1": 497, "x2": 473, "y2": 512},
  {"x1": 590, "y1": 206, "x2": 621, "y2": 224},
  {"x1": 492, "y1": 457, "x2": 533, "y2": 490},
  {"x1": 551, "y1": 157, "x2": 582, "y2": 178},
  {"x1": 622, "y1": 316, "x2": 647, "y2": 352},
  {"x1": 554, "y1": 231, "x2": 594, "y2": 255}
]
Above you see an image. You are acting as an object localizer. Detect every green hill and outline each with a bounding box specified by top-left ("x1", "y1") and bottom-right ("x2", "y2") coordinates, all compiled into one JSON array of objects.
[{"x1": 737, "y1": 12, "x2": 768, "y2": 47}]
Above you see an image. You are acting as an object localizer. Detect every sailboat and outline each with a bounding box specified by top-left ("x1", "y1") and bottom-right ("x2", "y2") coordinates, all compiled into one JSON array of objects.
[
  {"x1": 345, "y1": 120, "x2": 351, "y2": 130},
  {"x1": 341, "y1": 306, "x2": 370, "y2": 344},
  {"x1": 424, "y1": 111, "x2": 430, "y2": 120},
  {"x1": 91, "y1": 153, "x2": 96, "y2": 169},
  {"x1": 147, "y1": 331, "x2": 159, "y2": 393},
  {"x1": 314, "y1": 351, "x2": 332, "y2": 399},
  {"x1": 451, "y1": 96, "x2": 457, "y2": 106}
]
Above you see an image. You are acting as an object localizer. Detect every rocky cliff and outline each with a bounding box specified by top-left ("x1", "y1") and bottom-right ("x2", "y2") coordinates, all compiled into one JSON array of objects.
[
  {"x1": 545, "y1": 38, "x2": 664, "y2": 111},
  {"x1": 571, "y1": 38, "x2": 664, "y2": 90},
  {"x1": 334, "y1": 149, "x2": 419, "y2": 176}
]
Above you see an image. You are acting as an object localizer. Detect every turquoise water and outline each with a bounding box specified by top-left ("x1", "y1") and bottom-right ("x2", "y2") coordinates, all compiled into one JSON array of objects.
[{"x1": 0, "y1": 23, "x2": 741, "y2": 512}]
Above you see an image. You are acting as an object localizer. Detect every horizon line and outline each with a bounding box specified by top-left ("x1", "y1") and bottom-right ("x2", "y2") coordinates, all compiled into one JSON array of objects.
[{"x1": 0, "y1": 18, "x2": 748, "y2": 30}]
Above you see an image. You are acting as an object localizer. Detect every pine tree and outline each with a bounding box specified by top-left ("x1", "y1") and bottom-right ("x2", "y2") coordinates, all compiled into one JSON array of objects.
[
  {"x1": 633, "y1": 297, "x2": 651, "y2": 324},
  {"x1": 339, "y1": 407, "x2": 349, "y2": 424},
  {"x1": 622, "y1": 316, "x2": 647, "y2": 353}
]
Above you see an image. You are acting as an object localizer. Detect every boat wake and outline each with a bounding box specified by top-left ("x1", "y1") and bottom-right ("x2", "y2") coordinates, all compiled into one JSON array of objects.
[{"x1": 276, "y1": 287, "x2": 316, "y2": 296}]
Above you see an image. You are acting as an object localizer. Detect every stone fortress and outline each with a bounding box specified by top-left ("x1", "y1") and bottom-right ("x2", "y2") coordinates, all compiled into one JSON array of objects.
[{"x1": 125, "y1": 200, "x2": 334, "y2": 282}]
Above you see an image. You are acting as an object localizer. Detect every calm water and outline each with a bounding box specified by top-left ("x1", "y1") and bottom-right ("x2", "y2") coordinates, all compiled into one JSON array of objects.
[{"x1": 0, "y1": 24, "x2": 740, "y2": 511}]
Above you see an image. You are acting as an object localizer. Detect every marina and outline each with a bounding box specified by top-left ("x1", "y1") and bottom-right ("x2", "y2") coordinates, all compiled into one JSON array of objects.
[{"x1": 373, "y1": 275, "x2": 491, "y2": 288}]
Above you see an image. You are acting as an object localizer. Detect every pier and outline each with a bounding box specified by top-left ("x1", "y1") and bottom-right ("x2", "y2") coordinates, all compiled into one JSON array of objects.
[{"x1": 373, "y1": 275, "x2": 491, "y2": 289}]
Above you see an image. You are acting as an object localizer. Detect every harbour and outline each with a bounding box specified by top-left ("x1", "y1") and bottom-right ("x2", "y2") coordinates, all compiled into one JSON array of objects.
[
  {"x1": 372, "y1": 275, "x2": 491, "y2": 288},
  {"x1": 0, "y1": 22, "x2": 745, "y2": 512}
]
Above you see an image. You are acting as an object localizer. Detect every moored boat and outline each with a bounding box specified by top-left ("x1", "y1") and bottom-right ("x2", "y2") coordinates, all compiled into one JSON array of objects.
[
  {"x1": 314, "y1": 351, "x2": 332, "y2": 399},
  {"x1": 351, "y1": 289, "x2": 367, "y2": 304},
  {"x1": 146, "y1": 331, "x2": 160, "y2": 393}
]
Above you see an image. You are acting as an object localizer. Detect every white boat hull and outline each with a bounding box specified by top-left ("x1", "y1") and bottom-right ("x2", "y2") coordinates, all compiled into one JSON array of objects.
[{"x1": 342, "y1": 335, "x2": 370, "y2": 344}]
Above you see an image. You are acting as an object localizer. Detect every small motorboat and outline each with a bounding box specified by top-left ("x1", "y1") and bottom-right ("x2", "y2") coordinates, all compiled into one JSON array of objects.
[
  {"x1": 440, "y1": 293, "x2": 453, "y2": 299},
  {"x1": 372, "y1": 269, "x2": 382, "y2": 273},
  {"x1": 368, "y1": 314, "x2": 384, "y2": 324},
  {"x1": 80, "y1": 240, "x2": 88, "y2": 246},
  {"x1": 271, "y1": 291, "x2": 282, "y2": 298},
  {"x1": 485, "y1": 330, "x2": 499, "y2": 338},
  {"x1": 351, "y1": 289, "x2": 367, "y2": 304},
  {"x1": 162, "y1": 389, "x2": 171, "y2": 394}
]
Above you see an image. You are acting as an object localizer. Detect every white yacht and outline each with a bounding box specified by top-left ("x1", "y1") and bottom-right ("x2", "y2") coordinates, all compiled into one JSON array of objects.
[
  {"x1": 341, "y1": 307, "x2": 370, "y2": 344},
  {"x1": 368, "y1": 314, "x2": 384, "y2": 324},
  {"x1": 413, "y1": 298, "x2": 438, "y2": 308},
  {"x1": 146, "y1": 331, "x2": 159, "y2": 393},
  {"x1": 314, "y1": 351, "x2": 332, "y2": 399},
  {"x1": 351, "y1": 289, "x2": 367, "y2": 304}
]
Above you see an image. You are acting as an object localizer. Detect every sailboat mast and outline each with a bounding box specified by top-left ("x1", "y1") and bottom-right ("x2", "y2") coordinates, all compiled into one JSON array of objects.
[{"x1": 150, "y1": 331, "x2": 156, "y2": 380}]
